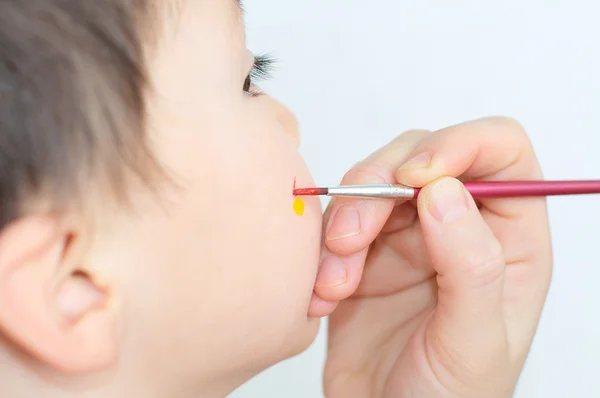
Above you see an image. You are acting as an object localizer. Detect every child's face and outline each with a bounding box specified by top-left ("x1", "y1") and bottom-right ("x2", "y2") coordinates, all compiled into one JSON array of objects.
[{"x1": 98, "y1": 0, "x2": 323, "y2": 391}]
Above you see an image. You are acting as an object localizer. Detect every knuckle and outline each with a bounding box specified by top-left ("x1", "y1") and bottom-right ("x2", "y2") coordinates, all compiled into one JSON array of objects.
[
  {"x1": 460, "y1": 241, "x2": 505, "y2": 287},
  {"x1": 342, "y1": 163, "x2": 389, "y2": 185},
  {"x1": 488, "y1": 116, "x2": 528, "y2": 136},
  {"x1": 396, "y1": 128, "x2": 431, "y2": 142},
  {"x1": 366, "y1": 129, "x2": 430, "y2": 164},
  {"x1": 428, "y1": 332, "x2": 510, "y2": 395},
  {"x1": 391, "y1": 129, "x2": 431, "y2": 152},
  {"x1": 488, "y1": 116, "x2": 538, "y2": 168}
]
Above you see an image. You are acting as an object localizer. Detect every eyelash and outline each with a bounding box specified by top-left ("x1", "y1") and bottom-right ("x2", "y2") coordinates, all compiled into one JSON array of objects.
[{"x1": 244, "y1": 54, "x2": 276, "y2": 97}]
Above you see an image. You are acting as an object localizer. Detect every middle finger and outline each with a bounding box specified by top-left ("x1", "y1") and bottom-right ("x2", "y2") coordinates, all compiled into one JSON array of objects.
[{"x1": 314, "y1": 129, "x2": 429, "y2": 302}]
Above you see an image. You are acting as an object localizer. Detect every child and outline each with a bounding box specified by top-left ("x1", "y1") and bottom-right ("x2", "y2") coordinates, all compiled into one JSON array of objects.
[{"x1": 0, "y1": 1, "x2": 552, "y2": 397}]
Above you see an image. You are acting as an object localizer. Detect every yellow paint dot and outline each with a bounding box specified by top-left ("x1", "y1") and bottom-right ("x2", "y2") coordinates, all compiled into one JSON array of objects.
[{"x1": 293, "y1": 197, "x2": 305, "y2": 216}]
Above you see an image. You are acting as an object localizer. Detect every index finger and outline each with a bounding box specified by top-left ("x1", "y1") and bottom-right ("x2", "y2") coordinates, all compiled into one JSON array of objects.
[
  {"x1": 395, "y1": 117, "x2": 553, "y2": 345},
  {"x1": 395, "y1": 116, "x2": 552, "y2": 290},
  {"x1": 395, "y1": 116, "x2": 545, "y2": 218},
  {"x1": 324, "y1": 130, "x2": 428, "y2": 257}
]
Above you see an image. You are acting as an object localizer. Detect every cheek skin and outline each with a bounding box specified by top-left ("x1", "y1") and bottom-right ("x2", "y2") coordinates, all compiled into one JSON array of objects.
[
  {"x1": 116, "y1": 139, "x2": 324, "y2": 381},
  {"x1": 210, "y1": 141, "x2": 322, "y2": 358},
  {"x1": 197, "y1": 107, "x2": 323, "y2": 354},
  {"x1": 261, "y1": 95, "x2": 300, "y2": 147},
  {"x1": 123, "y1": 61, "x2": 323, "y2": 379},
  {"x1": 113, "y1": 0, "x2": 323, "y2": 387}
]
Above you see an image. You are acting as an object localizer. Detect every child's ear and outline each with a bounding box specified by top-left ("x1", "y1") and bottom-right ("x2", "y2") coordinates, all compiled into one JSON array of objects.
[{"x1": 0, "y1": 215, "x2": 118, "y2": 374}]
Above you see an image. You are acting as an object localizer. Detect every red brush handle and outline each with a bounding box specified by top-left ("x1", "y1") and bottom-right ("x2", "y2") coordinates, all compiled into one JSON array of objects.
[{"x1": 413, "y1": 180, "x2": 600, "y2": 199}]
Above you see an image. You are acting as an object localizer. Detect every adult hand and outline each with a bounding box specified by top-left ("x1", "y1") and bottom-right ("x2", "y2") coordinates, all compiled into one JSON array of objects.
[{"x1": 309, "y1": 117, "x2": 552, "y2": 397}]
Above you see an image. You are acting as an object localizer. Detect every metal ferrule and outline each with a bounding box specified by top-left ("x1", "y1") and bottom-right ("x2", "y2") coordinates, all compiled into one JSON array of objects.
[{"x1": 327, "y1": 184, "x2": 415, "y2": 199}]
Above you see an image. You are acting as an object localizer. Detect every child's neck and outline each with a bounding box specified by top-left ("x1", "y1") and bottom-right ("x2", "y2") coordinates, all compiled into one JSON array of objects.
[{"x1": 0, "y1": 349, "x2": 259, "y2": 398}]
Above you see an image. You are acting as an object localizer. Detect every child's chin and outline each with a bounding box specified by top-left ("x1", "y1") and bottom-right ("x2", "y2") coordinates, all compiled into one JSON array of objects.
[{"x1": 280, "y1": 317, "x2": 321, "y2": 361}]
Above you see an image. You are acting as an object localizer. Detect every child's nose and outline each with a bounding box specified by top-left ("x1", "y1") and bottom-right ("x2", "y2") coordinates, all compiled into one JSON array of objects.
[{"x1": 266, "y1": 96, "x2": 300, "y2": 147}]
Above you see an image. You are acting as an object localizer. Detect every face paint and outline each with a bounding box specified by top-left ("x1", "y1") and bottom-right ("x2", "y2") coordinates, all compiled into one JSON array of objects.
[
  {"x1": 293, "y1": 197, "x2": 305, "y2": 216},
  {"x1": 292, "y1": 177, "x2": 304, "y2": 216}
]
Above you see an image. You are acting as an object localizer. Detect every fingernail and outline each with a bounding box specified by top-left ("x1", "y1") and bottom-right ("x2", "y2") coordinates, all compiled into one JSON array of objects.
[
  {"x1": 315, "y1": 257, "x2": 348, "y2": 287},
  {"x1": 398, "y1": 152, "x2": 431, "y2": 170},
  {"x1": 326, "y1": 204, "x2": 361, "y2": 240},
  {"x1": 427, "y1": 178, "x2": 469, "y2": 223}
]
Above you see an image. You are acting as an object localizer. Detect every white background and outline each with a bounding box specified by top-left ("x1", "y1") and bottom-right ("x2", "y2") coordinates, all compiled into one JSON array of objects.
[{"x1": 233, "y1": 1, "x2": 600, "y2": 396}]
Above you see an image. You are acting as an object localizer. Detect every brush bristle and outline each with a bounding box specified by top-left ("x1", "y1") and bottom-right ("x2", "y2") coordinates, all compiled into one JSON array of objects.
[{"x1": 293, "y1": 187, "x2": 328, "y2": 196}]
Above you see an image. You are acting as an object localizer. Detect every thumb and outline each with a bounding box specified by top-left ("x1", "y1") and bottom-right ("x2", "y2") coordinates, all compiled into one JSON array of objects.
[{"x1": 417, "y1": 177, "x2": 508, "y2": 376}]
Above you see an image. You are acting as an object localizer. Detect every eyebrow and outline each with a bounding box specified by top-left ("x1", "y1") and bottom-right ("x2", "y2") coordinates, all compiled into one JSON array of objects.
[{"x1": 236, "y1": 0, "x2": 244, "y2": 13}]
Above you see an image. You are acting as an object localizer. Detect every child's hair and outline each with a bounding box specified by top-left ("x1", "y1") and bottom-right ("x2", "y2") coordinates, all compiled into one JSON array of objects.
[{"x1": 0, "y1": 0, "x2": 159, "y2": 228}]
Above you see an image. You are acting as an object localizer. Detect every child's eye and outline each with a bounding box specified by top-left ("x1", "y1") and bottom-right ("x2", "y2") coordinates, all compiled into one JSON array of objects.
[
  {"x1": 244, "y1": 54, "x2": 276, "y2": 97},
  {"x1": 243, "y1": 75, "x2": 252, "y2": 93}
]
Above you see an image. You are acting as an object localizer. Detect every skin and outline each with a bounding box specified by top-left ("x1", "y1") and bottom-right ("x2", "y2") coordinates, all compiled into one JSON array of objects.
[
  {"x1": 315, "y1": 118, "x2": 553, "y2": 397},
  {"x1": 0, "y1": 1, "x2": 552, "y2": 397},
  {"x1": 0, "y1": 2, "x2": 321, "y2": 397}
]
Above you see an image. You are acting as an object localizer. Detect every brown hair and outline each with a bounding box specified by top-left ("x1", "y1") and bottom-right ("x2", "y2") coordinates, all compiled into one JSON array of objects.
[{"x1": 0, "y1": 0, "x2": 159, "y2": 228}]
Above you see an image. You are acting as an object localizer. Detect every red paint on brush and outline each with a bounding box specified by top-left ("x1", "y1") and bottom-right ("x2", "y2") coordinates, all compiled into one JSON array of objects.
[{"x1": 293, "y1": 187, "x2": 329, "y2": 196}]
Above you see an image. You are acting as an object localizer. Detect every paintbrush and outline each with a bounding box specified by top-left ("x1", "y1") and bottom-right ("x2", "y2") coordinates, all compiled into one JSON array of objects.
[{"x1": 293, "y1": 180, "x2": 600, "y2": 199}]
